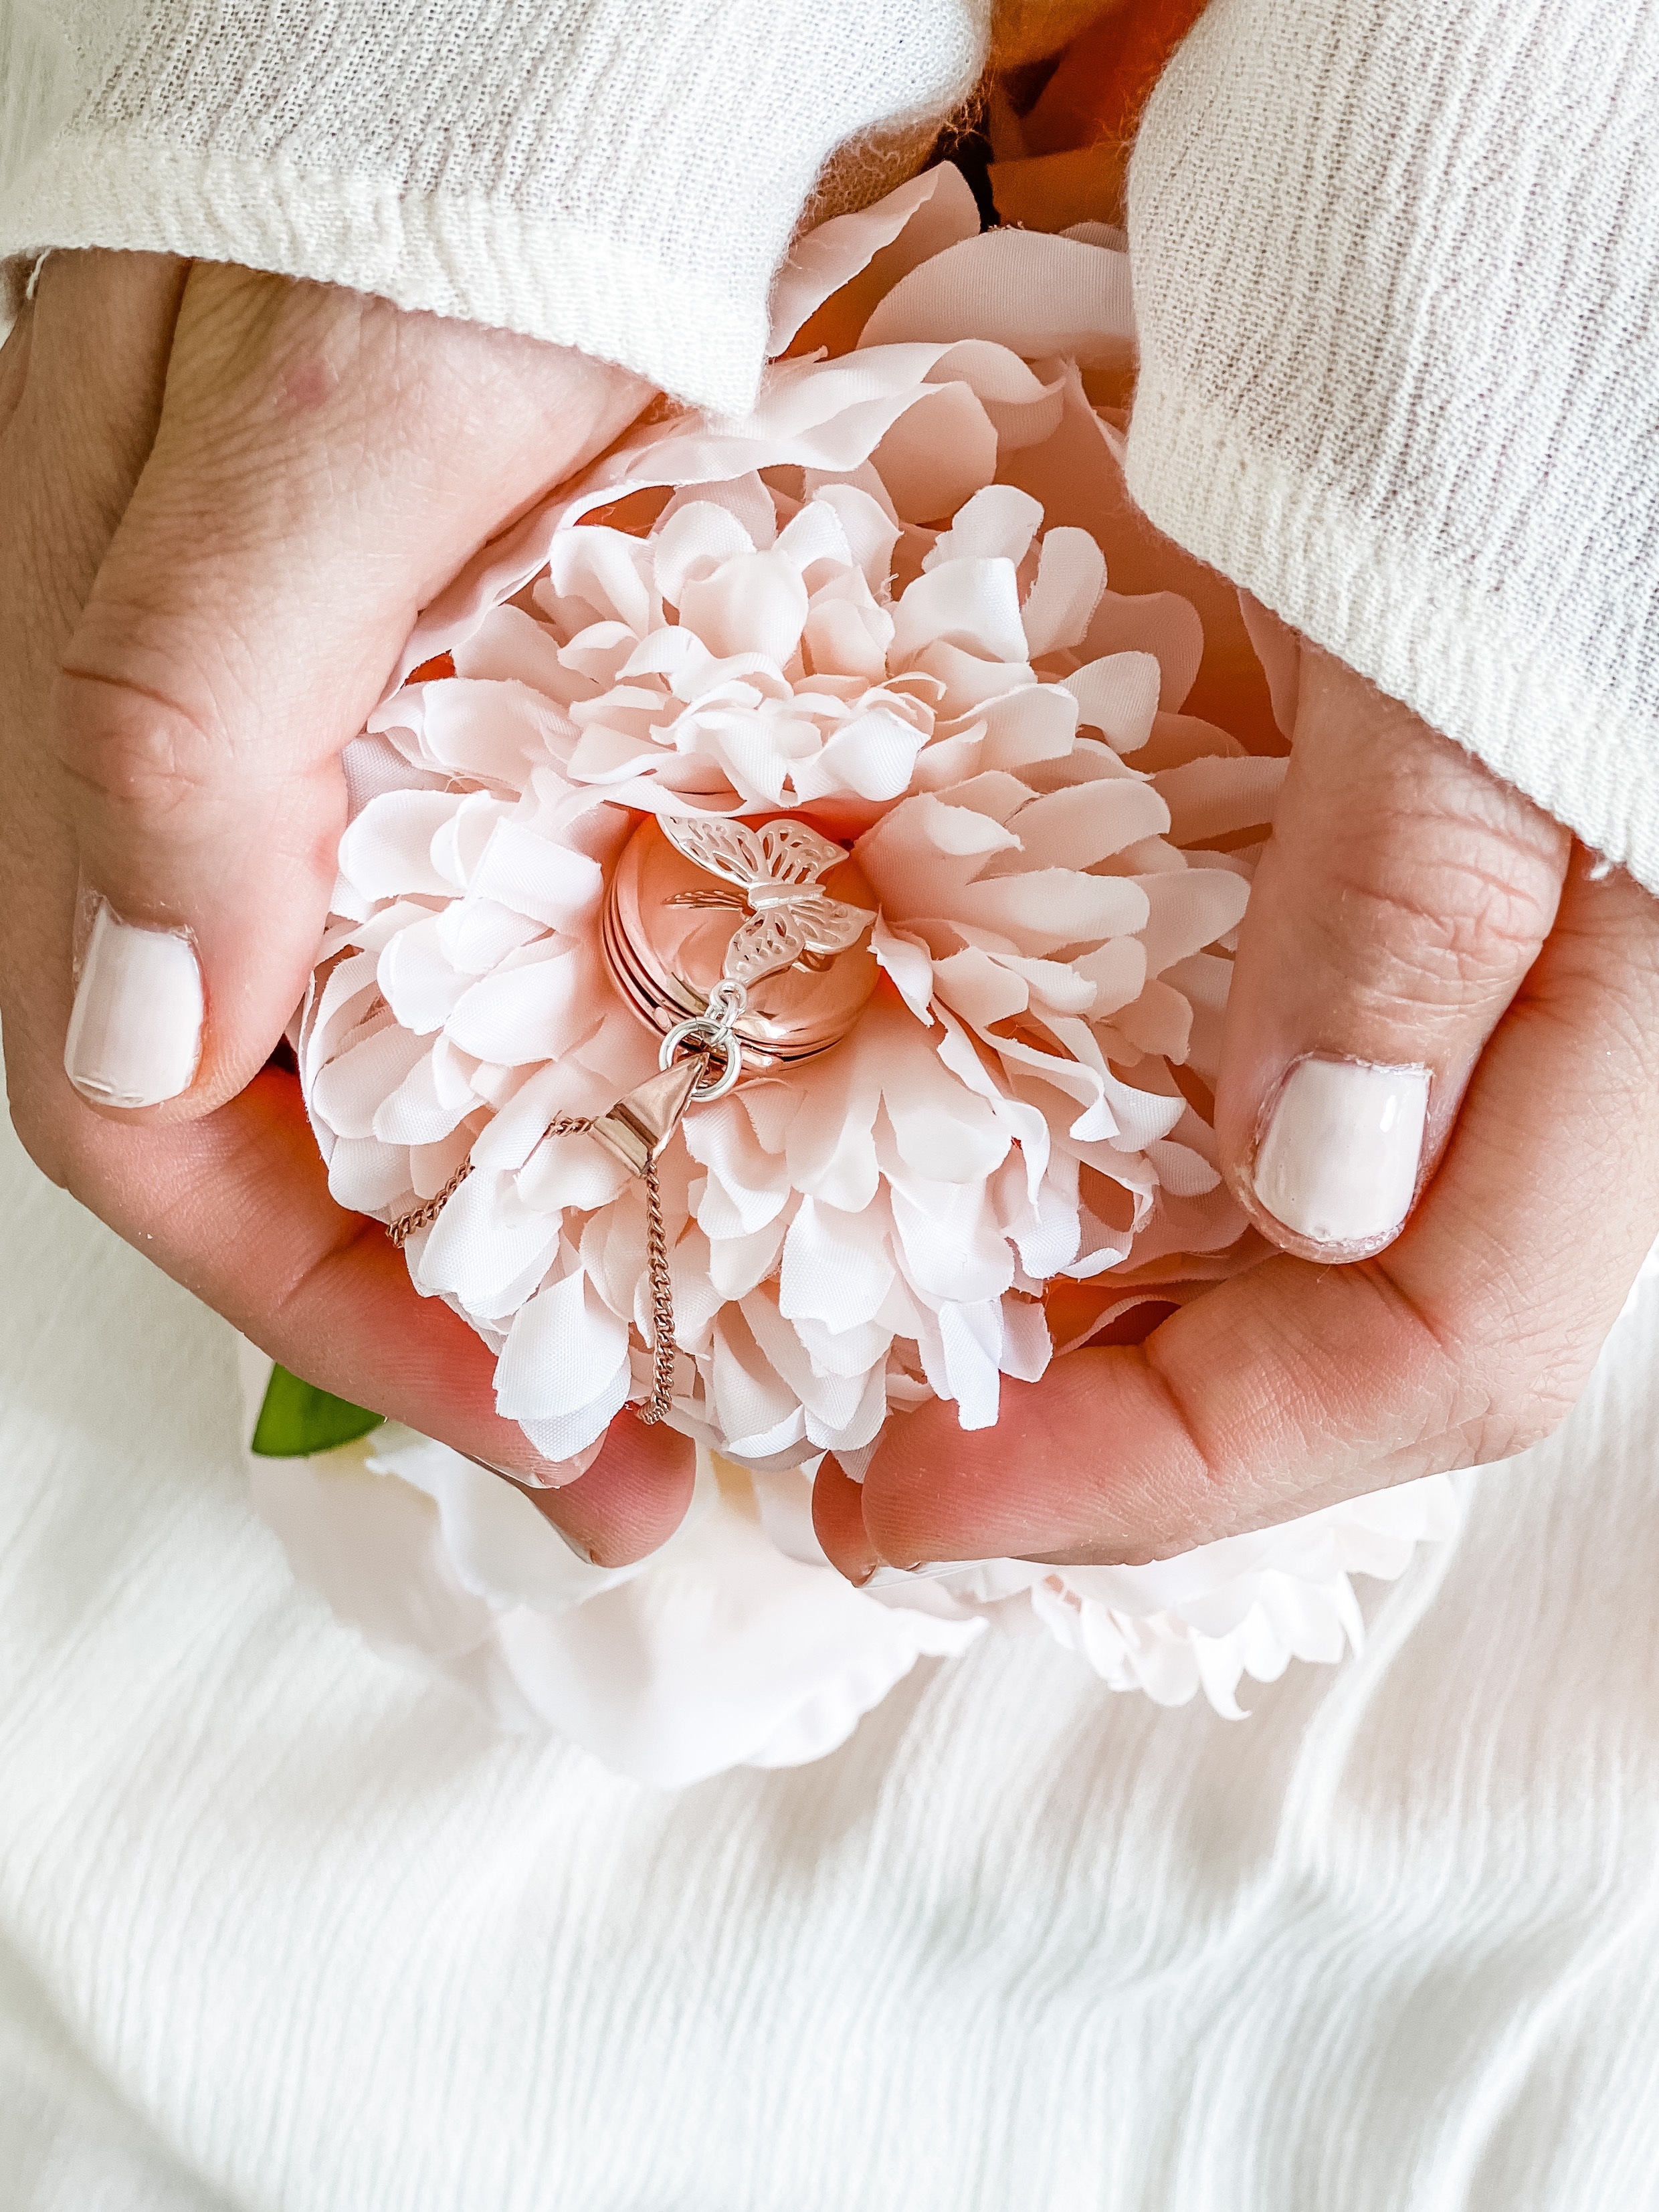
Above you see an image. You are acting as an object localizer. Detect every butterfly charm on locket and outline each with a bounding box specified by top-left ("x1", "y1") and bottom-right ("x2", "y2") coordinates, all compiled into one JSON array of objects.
[
  {"x1": 600, "y1": 810, "x2": 881, "y2": 1082},
  {"x1": 656, "y1": 815, "x2": 875, "y2": 988}
]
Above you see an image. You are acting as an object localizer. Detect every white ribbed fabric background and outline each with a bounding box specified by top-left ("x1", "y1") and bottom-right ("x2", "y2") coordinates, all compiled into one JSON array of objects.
[
  {"x1": 1127, "y1": 0, "x2": 1659, "y2": 893},
  {"x1": 0, "y1": 0, "x2": 988, "y2": 411},
  {"x1": 6, "y1": 1108, "x2": 1659, "y2": 2205}
]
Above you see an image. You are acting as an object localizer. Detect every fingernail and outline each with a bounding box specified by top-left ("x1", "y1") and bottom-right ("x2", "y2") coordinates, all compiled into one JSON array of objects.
[
  {"x1": 64, "y1": 902, "x2": 203, "y2": 1108},
  {"x1": 1252, "y1": 1056, "x2": 1430, "y2": 1249},
  {"x1": 863, "y1": 1561, "x2": 973, "y2": 1588},
  {"x1": 543, "y1": 1519, "x2": 598, "y2": 1565}
]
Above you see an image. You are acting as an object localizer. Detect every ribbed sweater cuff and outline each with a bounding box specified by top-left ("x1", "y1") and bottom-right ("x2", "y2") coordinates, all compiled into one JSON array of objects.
[{"x1": 1127, "y1": 377, "x2": 1659, "y2": 895}]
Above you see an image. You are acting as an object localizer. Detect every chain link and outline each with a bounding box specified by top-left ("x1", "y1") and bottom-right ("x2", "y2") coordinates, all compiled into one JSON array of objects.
[
  {"x1": 385, "y1": 1158, "x2": 474, "y2": 1248},
  {"x1": 636, "y1": 1153, "x2": 678, "y2": 1425},
  {"x1": 385, "y1": 1112, "x2": 680, "y2": 1425}
]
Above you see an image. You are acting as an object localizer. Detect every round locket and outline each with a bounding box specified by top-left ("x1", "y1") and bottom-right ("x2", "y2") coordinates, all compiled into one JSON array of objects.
[{"x1": 601, "y1": 813, "x2": 880, "y2": 1068}]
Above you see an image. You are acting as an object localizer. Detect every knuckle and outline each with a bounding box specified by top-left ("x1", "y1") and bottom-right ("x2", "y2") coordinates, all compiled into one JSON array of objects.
[
  {"x1": 55, "y1": 661, "x2": 219, "y2": 825},
  {"x1": 1317, "y1": 807, "x2": 1563, "y2": 1009},
  {"x1": 1410, "y1": 1280, "x2": 1593, "y2": 1468}
]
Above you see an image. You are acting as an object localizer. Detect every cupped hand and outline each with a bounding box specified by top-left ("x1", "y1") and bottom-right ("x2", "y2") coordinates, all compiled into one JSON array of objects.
[
  {"x1": 0, "y1": 249, "x2": 694, "y2": 1563},
  {"x1": 817, "y1": 646, "x2": 1659, "y2": 1577}
]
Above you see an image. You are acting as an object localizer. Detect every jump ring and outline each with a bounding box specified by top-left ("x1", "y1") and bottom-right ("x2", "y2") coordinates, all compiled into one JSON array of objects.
[{"x1": 659, "y1": 1015, "x2": 745, "y2": 1102}]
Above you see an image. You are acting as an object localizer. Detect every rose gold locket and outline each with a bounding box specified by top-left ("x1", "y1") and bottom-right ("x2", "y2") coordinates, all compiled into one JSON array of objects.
[{"x1": 601, "y1": 813, "x2": 880, "y2": 1072}]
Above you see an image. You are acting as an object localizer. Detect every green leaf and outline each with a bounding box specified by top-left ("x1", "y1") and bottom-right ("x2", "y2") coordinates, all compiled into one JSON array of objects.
[{"x1": 250, "y1": 1364, "x2": 385, "y2": 1457}]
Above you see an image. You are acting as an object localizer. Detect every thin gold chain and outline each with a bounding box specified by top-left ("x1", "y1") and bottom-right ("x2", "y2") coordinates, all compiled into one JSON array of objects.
[
  {"x1": 385, "y1": 1114, "x2": 679, "y2": 1424},
  {"x1": 638, "y1": 1153, "x2": 677, "y2": 1425}
]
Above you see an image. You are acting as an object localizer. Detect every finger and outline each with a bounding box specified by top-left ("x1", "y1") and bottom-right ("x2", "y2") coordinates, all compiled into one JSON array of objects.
[
  {"x1": 856, "y1": 849, "x2": 1659, "y2": 1567},
  {"x1": 1214, "y1": 649, "x2": 1571, "y2": 1260},
  {"x1": 811, "y1": 1453, "x2": 880, "y2": 1584},
  {"x1": 514, "y1": 1417, "x2": 698, "y2": 1565},
  {"x1": 1, "y1": 264, "x2": 676, "y2": 1568},
  {"x1": 0, "y1": 252, "x2": 190, "y2": 1084},
  {"x1": 72, "y1": 1068, "x2": 693, "y2": 1564},
  {"x1": 0, "y1": 283, "x2": 35, "y2": 441},
  {"x1": 56, "y1": 262, "x2": 646, "y2": 1119}
]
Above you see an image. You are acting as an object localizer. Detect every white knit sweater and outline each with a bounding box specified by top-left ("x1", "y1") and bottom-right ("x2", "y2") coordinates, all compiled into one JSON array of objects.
[
  {"x1": 0, "y1": 0, "x2": 989, "y2": 413},
  {"x1": 1125, "y1": 0, "x2": 1659, "y2": 897},
  {"x1": 5, "y1": 0, "x2": 1656, "y2": 881}
]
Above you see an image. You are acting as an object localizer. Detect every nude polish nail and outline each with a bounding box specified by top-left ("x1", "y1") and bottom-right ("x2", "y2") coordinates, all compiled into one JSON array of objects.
[
  {"x1": 1252, "y1": 1056, "x2": 1430, "y2": 1250},
  {"x1": 64, "y1": 902, "x2": 203, "y2": 1108}
]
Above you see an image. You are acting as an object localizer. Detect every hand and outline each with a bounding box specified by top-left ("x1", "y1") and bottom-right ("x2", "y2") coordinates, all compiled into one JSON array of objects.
[
  {"x1": 816, "y1": 647, "x2": 1659, "y2": 1575},
  {"x1": 0, "y1": 250, "x2": 694, "y2": 1564}
]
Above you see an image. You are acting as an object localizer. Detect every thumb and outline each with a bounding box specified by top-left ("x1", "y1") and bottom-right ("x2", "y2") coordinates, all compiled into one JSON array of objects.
[
  {"x1": 58, "y1": 263, "x2": 644, "y2": 1116},
  {"x1": 1215, "y1": 646, "x2": 1571, "y2": 1260}
]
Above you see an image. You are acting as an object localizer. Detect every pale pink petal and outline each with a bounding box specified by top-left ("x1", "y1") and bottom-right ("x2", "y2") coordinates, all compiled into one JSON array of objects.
[
  {"x1": 779, "y1": 1197, "x2": 896, "y2": 1328},
  {"x1": 338, "y1": 791, "x2": 466, "y2": 902},
  {"x1": 973, "y1": 684, "x2": 1078, "y2": 773},
  {"x1": 326, "y1": 1135, "x2": 412, "y2": 1216},
  {"x1": 801, "y1": 596, "x2": 889, "y2": 683},
  {"x1": 466, "y1": 821, "x2": 606, "y2": 931},
  {"x1": 1020, "y1": 526, "x2": 1106, "y2": 656},
  {"x1": 860, "y1": 229, "x2": 1135, "y2": 361},
  {"x1": 435, "y1": 896, "x2": 547, "y2": 979},
  {"x1": 871, "y1": 383, "x2": 999, "y2": 527},
  {"x1": 773, "y1": 497, "x2": 857, "y2": 584},
  {"x1": 1082, "y1": 593, "x2": 1204, "y2": 713},
  {"x1": 446, "y1": 944, "x2": 590, "y2": 1064},
  {"x1": 416, "y1": 1165, "x2": 563, "y2": 1316},
  {"x1": 431, "y1": 791, "x2": 514, "y2": 892},
  {"x1": 383, "y1": 680, "x2": 571, "y2": 788},
  {"x1": 658, "y1": 472, "x2": 779, "y2": 552},
  {"x1": 933, "y1": 944, "x2": 1027, "y2": 1027},
  {"x1": 652, "y1": 501, "x2": 757, "y2": 605},
  {"x1": 312, "y1": 1019, "x2": 427, "y2": 1140},
  {"x1": 1004, "y1": 777, "x2": 1169, "y2": 868},
  {"x1": 889, "y1": 1182, "x2": 1013, "y2": 1306},
  {"x1": 372, "y1": 1041, "x2": 480, "y2": 1148},
  {"x1": 791, "y1": 704, "x2": 927, "y2": 802},
  {"x1": 708, "y1": 1212, "x2": 793, "y2": 1302},
  {"x1": 932, "y1": 1297, "x2": 1005, "y2": 1430},
  {"x1": 999, "y1": 1294, "x2": 1052, "y2": 1382},
  {"x1": 451, "y1": 605, "x2": 575, "y2": 695},
  {"x1": 807, "y1": 482, "x2": 901, "y2": 591},
  {"x1": 543, "y1": 527, "x2": 656, "y2": 635},
  {"x1": 1062, "y1": 652, "x2": 1162, "y2": 752},
  {"x1": 377, "y1": 916, "x2": 472, "y2": 1035},
  {"x1": 710, "y1": 1305, "x2": 806, "y2": 1457},
  {"x1": 678, "y1": 548, "x2": 809, "y2": 667},
  {"x1": 1071, "y1": 936, "x2": 1149, "y2": 1016},
  {"x1": 955, "y1": 868, "x2": 1149, "y2": 952},
  {"x1": 516, "y1": 1129, "x2": 630, "y2": 1215},
  {"x1": 923, "y1": 484, "x2": 1044, "y2": 572},
  {"x1": 496, "y1": 1265, "x2": 632, "y2": 1433},
  {"x1": 890, "y1": 554, "x2": 1028, "y2": 668},
  {"x1": 768, "y1": 162, "x2": 981, "y2": 354},
  {"x1": 1154, "y1": 756, "x2": 1288, "y2": 844},
  {"x1": 1145, "y1": 1138, "x2": 1222, "y2": 1198},
  {"x1": 869, "y1": 916, "x2": 937, "y2": 1021},
  {"x1": 1135, "y1": 869, "x2": 1252, "y2": 975}
]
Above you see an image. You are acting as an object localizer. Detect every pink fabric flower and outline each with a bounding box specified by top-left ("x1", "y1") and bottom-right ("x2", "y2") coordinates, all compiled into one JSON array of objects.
[
  {"x1": 302, "y1": 165, "x2": 1279, "y2": 1474},
  {"x1": 264, "y1": 165, "x2": 1454, "y2": 1772}
]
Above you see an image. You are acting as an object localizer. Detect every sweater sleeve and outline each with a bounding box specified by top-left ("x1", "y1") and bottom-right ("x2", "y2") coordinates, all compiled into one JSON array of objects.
[
  {"x1": 0, "y1": 0, "x2": 989, "y2": 415},
  {"x1": 1124, "y1": 0, "x2": 1659, "y2": 892}
]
